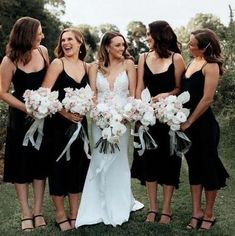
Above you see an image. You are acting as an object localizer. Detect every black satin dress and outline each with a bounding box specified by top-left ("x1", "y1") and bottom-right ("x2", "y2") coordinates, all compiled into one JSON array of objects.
[
  {"x1": 181, "y1": 66, "x2": 229, "y2": 190},
  {"x1": 48, "y1": 61, "x2": 90, "y2": 196},
  {"x1": 4, "y1": 50, "x2": 49, "y2": 183},
  {"x1": 131, "y1": 53, "x2": 182, "y2": 188}
]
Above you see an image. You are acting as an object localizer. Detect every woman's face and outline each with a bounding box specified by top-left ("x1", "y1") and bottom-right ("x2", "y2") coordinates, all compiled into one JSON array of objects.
[
  {"x1": 107, "y1": 36, "x2": 125, "y2": 59},
  {"x1": 188, "y1": 34, "x2": 202, "y2": 57},
  {"x1": 146, "y1": 29, "x2": 154, "y2": 49},
  {"x1": 33, "y1": 25, "x2": 44, "y2": 48},
  {"x1": 61, "y1": 31, "x2": 81, "y2": 57}
]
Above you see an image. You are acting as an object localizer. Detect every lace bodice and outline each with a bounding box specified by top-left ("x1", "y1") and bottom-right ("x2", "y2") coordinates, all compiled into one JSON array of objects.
[{"x1": 96, "y1": 71, "x2": 129, "y2": 107}]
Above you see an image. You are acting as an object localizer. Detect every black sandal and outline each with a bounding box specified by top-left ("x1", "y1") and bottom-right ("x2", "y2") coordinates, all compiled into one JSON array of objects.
[
  {"x1": 199, "y1": 218, "x2": 216, "y2": 231},
  {"x1": 55, "y1": 219, "x2": 72, "y2": 232},
  {"x1": 145, "y1": 211, "x2": 158, "y2": 222},
  {"x1": 159, "y1": 213, "x2": 172, "y2": 224},
  {"x1": 21, "y1": 218, "x2": 34, "y2": 231},
  {"x1": 186, "y1": 216, "x2": 203, "y2": 230},
  {"x1": 33, "y1": 214, "x2": 46, "y2": 228}
]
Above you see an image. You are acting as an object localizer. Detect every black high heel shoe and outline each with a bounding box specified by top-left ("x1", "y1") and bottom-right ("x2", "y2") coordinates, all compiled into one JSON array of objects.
[
  {"x1": 199, "y1": 218, "x2": 216, "y2": 231},
  {"x1": 145, "y1": 211, "x2": 158, "y2": 223},
  {"x1": 186, "y1": 216, "x2": 203, "y2": 230}
]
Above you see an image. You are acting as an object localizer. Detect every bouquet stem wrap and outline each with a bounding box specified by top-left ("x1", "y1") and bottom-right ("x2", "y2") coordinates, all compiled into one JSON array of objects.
[
  {"x1": 132, "y1": 125, "x2": 158, "y2": 156},
  {"x1": 169, "y1": 130, "x2": 191, "y2": 158},
  {"x1": 22, "y1": 118, "x2": 44, "y2": 150},
  {"x1": 56, "y1": 122, "x2": 91, "y2": 162}
]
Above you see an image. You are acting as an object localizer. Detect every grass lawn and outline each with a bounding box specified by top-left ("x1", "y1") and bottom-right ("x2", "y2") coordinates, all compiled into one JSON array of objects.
[{"x1": 0, "y1": 114, "x2": 234, "y2": 236}]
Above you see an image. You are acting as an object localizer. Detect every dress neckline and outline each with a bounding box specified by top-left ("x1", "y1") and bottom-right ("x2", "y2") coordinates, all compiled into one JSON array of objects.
[
  {"x1": 16, "y1": 66, "x2": 45, "y2": 75},
  {"x1": 63, "y1": 70, "x2": 87, "y2": 84},
  {"x1": 145, "y1": 62, "x2": 173, "y2": 75},
  {"x1": 184, "y1": 69, "x2": 203, "y2": 79},
  {"x1": 98, "y1": 70, "x2": 127, "y2": 91}
]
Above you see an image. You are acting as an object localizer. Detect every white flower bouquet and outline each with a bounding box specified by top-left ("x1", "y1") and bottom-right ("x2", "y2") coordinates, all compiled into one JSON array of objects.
[
  {"x1": 22, "y1": 87, "x2": 62, "y2": 150},
  {"x1": 153, "y1": 91, "x2": 191, "y2": 157},
  {"x1": 90, "y1": 98, "x2": 127, "y2": 154},
  {"x1": 125, "y1": 88, "x2": 158, "y2": 156},
  {"x1": 57, "y1": 85, "x2": 94, "y2": 161}
]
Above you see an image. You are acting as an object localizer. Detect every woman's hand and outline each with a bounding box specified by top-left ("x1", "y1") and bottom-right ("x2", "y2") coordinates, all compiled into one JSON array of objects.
[
  {"x1": 152, "y1": 92, "x2": 169, "y2": 103},
  {"x1": 180, "y1": 120, "x2": 191, "y2": 131},
  {"x1": 60, "y1": 109, "x2": 83, "y2": 123}
]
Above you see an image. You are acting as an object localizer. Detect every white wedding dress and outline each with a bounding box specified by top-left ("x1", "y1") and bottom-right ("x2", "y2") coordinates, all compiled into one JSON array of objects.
[{"x1": 75, "y1": 71, "x2": 144, "y2": 228}]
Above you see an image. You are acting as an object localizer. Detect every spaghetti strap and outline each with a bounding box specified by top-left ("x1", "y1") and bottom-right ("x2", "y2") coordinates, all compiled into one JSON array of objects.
[
  {"x1": 83, "y1": 62, "x2": 88, "y2": 74},
  {"x1": 60, "y1": 58, "x2": 64, "y2": 70},
  {"x1": 201, "y1": 62, "x2": 208, "y2": 70},
  {"x1": 37, "y1": 46, "x2": 48, "y2": 67},
  {"x1": 144, "y1": 52, "x2": 150, "y2": 61},
  {"x1": 172, "y1": 53, "x2": 175, "y2": 63}
]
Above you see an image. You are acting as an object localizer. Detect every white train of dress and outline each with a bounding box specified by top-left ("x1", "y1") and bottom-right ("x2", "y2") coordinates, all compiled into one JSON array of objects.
[{"x1": 75, "y1": 71, "x2": 144, "y2": 228}]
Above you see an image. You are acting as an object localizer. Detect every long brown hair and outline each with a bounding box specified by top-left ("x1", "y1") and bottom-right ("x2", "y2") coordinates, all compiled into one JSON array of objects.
[
  {"x1": 97, "y1": 31, "x2": 132, "y2": 74},
  {"x1": 148, "y1": 20, "x2": 181, "y2": 58},
  {"x1": 54, "y1": 27, "x2": 87, "y2": 60},
  {"x1": 191, "y1": 28, "x2": 224, "y2": 75},
  {"x1": 6, "y1": 16, "x2": 41, "y2": 65}
]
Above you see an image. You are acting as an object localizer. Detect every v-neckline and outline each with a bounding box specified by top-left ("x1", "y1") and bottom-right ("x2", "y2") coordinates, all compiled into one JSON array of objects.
[{"x1": 100, "y1": 70, "x2": 126, "y2": 91}]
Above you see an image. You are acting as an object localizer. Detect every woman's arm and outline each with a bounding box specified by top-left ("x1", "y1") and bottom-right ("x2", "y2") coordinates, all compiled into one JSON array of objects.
[
  {"x1": 181, "y1": 63, "x2": 219, "y2": 131},
  {"x1": 88, "y1": 63, "x2": 98, "y2": 103},
  {"x1": 0, "y1": 56, "x2": 27, "y2": 112},
  {"x1": 39, "y1": 45, "x2": 50, "y2": 65},
  {"x1": 41, "y1": 58, "x2": 62, "y2": 88},
  {"x1": 126, "y1": 59, "x2": 136, "y2": 97},
  {"x1": 135, "y1": 54, "x2": 145, "y2": 99}
]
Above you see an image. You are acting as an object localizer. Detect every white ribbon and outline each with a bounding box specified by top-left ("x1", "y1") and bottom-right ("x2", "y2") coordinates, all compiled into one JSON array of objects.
[
  {"x1": 131, "y1": 125, "x2": 157, "y2": 156},
  {"x1": 22, "y1": 118, "x2": 44, "y2": 150},
  {"x1": 56, "y1": 122, "x2": 91, "y2": 162},
  {"x1": 169, "y1": 130, "x2": 191, "y2": 158}
]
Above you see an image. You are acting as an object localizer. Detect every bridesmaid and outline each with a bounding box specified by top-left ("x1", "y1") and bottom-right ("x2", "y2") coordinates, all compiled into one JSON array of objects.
[
  {"x1": 42, "y1": 27, "x2": 90, "y2": 232},
  {"x1": 131, "y1": 20, "x2": 185, "y2": 224},
  {"x1": 181, "y1": 28, "x2": 229, "y2": 231},
  {"x1": 0, "y1": 17, "x2": 49, "y2": 231}
]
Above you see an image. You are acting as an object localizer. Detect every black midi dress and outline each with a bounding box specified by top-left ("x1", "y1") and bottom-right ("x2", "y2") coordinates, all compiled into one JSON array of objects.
[
  {"x1": 181, "y1": 66, "x2": 229, "y2": 190},
  {"x1": 48, "y1": 61, "x2": 90, "y2": 196},
  {"x1": 131, "y1": 53, "x2": 182, "y2": 188}
]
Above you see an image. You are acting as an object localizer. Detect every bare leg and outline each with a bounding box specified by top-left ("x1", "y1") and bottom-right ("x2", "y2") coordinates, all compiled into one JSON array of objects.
[
  {"x1": 159, "y1": 184, "x2": 174, "y2": 224},
  {"x1": 32, "y1": 179, "x2": 46, "y2": 227},
  {"x1": 15, "y1": 183, "x2": 34, "y2": 230},
  {"x1": 200, "y1": 190, "x2": 217, "y2": 230},
  {"x1": 68, "y1": 193, "x2": 79, "y2": 228},
  {"x1": 186, "y1": 184, "x2": 204, "y2": 229},
  {"x1": 52, "y1": 195, "x2": 72, "y2": 231},
  {"x1": 145, "y1": 181, "x2": 158, "y2": 222}
]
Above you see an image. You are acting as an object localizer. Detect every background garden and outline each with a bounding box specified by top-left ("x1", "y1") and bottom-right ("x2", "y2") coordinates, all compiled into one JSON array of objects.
[{"x1": 0, "y1": 1, "x2": 234, "y2": 235}]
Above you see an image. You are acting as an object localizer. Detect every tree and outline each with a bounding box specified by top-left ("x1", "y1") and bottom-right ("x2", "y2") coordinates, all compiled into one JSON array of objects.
[
  {"x1": 98, "y1": 23, "x2": 120, "y2": 35},
  {"x1": 126, "y1": 21, "x2": 148, "y2": 63},
  {"x1": 77, "y1": 24, "x2": 100, "y2": 62},
  {"x1": 0, "y1": 0, "x2": 65, "y2": 61}
]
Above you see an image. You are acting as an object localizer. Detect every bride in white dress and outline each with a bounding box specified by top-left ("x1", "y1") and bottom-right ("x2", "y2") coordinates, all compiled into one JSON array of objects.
[{"x1": 75, "y1": 32, "x2": 143, "y2": 228}]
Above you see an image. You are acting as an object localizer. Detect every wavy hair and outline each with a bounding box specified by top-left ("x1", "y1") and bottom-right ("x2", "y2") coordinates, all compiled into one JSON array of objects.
[
  {"x1": 191, "y1": 28, "x2": 224, "y2": 75},
  {"x1": 148, "y1": 20, "x2": 181, "y2": 58},
  {"x1": 97, "y1": 31, "x2": 132, "y2": 74},
  {"x1": 6, "y1": 16, "x2": 41, "y2": 65},
  {"x1": 54, "y1": 27, "x2": 87, "y2": 60}
]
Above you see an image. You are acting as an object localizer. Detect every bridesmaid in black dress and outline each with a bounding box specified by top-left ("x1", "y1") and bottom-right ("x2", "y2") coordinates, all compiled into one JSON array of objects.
[
  {"x1": 131, "y1": 21, "x2": 185, "y2": 224},
  {"x1": 0, "y1": 17, "x2": 49, "y2": 231},
  {"x1": 181, "y1": 29, "x2": 229, "y2": 231},
  {"x1": 42, "y1": 28, "x2": 90, "y2": 231}
]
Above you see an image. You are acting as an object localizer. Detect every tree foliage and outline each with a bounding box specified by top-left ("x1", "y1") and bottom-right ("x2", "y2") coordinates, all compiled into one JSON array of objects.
[{"x1": 98, "y1": 23, "x2": 120, "y2": 35}]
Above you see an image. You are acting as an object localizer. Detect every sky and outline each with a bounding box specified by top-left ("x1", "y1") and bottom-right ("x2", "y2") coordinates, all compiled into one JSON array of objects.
[{"x1": 61, "y1": 0, "x2": 234, "y2": 34}]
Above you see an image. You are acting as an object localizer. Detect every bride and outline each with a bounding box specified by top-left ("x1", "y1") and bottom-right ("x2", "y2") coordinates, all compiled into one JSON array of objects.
[{"x1": 75, "y1": 31, "x2": 144, "y2": 228}]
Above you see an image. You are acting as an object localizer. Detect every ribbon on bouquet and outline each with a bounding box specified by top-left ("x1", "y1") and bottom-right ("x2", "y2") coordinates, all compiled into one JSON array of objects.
[
  {"x1": 132, "y1": 125, "x2": 158, "y2": 156},
  {"x1": 169, "y1": 130, "x2": 191, "y2": 158},
  {"x1": 56, "y1": 122, "x2": 91, "y2": 162},
  {"x1": 22, "y1": 118, "x2": 44, "y2": 150}
]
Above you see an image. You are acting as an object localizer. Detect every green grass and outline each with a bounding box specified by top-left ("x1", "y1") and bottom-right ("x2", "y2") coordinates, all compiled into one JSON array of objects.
[{"x1": 0, "y1": 113, "x2": 234, "y2": 236}]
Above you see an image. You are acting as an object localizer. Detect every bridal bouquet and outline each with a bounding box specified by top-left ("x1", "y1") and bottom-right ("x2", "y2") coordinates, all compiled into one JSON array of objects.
[
  {"x1": 153, "y1": 91, "x2": 191, "y2": 157},
  {"x1": 90, "y1": 98, "x2": 127, "y2": 154},
  {"x1": 22, "y1": 87, "x2": 62, "y2": 150},
  {"x1": 57, "y1": 85, "x2": 94, "y2": 161},
  {"x1": 124, "y1": 89, "x2": 157, "y2": 156}
]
